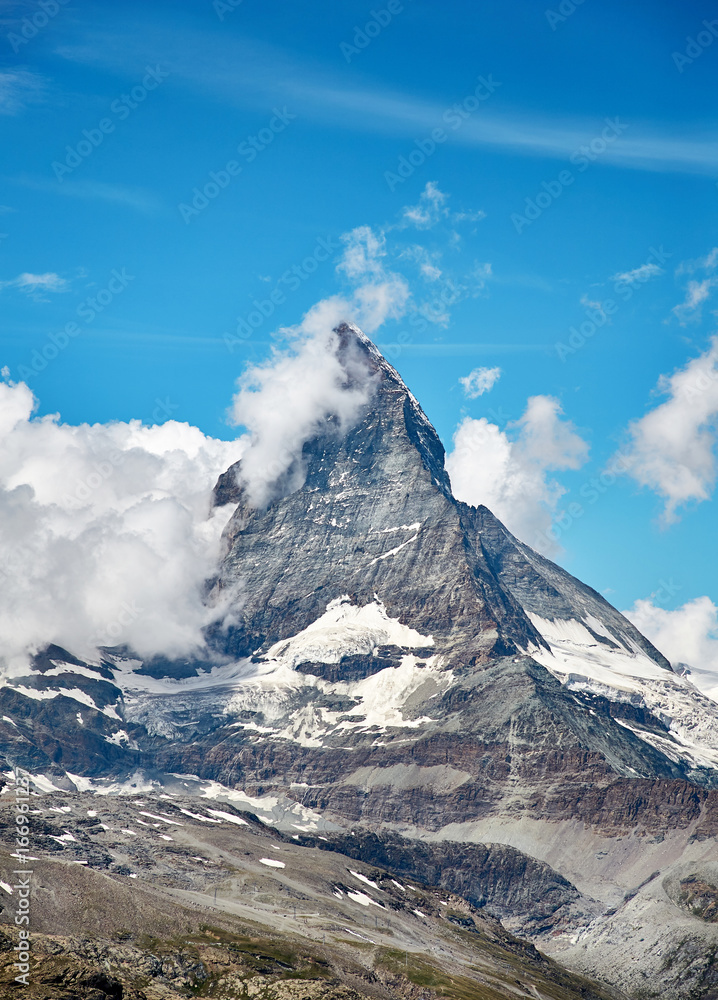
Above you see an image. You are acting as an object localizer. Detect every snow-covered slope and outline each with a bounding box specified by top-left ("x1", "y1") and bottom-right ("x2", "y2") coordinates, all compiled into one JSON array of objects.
[{"x1": 527, "y1": 613, "x2": 718, "y2": 770}]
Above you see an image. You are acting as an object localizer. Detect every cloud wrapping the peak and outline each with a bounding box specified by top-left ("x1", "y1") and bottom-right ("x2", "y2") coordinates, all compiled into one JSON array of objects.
[
  {"x1": 230, "y1": 222, "x2": 413, "y2": 510},
  {"x1": 0, "y1": 380, "x2": 244, "y2": 671},
  {"x1": 446, "y1": 396, "x2": 589, "y2": 554},
  {"x1": 230, "y1": 311, "x2": 377, "y2": 509},
  {"x1": 617, "y1": 337, "x2": 718, "y2": 523}
]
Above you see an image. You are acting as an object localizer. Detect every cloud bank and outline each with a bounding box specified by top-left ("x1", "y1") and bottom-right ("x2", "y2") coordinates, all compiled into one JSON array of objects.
[
  {"x1": 625, "y1": 596, "x2": 718, "y2": 701},
  {"x1": 446, "y1": 395, "x2": 589, "y2": 553},
  {"x1": 0, "y1": 378, "x2": 244, "y2": 672}
]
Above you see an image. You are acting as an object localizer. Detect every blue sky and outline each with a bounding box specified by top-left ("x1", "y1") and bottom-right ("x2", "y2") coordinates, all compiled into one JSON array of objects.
[{"x1": 2, "y1": 0, "x2": 718, "y2": 621}]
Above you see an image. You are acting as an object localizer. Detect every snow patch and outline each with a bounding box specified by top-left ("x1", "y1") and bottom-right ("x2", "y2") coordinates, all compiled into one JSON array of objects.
[
  {"x1": 49, "y1": 831, "x2": 76, "y2": 844},
  {"x1": 105, "y1": 729, "x2": 134, "y2": 747},
  {"x1": 9, "y1": 684, "x2": 121, "y2": 719},
  {"x1": 264, "y1": 596, "x2": 433, "y2": 669},
  {"x1": 178, "y1": 807, "x2": 222, "y2": 824},
  {"x1": 347, "y1": 889, "x2": 382, "y2": 908},
  {"x1": 138, "y1": 811, "x2": 183, "y2": 826},
  {"x1": 350, "y1": 870, "x2": 381, "y2": 891},
  {"x1": 205, "y1": 809, "x2": 248, "y2": 826}
]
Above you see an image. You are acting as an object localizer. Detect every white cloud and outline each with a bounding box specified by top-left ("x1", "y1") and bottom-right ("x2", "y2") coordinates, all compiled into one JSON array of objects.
[
  {"x1": 337, "y1": 225, "x2": 386, "y2": 280},
  {"x1": 672, "y1": 247, "x2": 718, "y2": 324},
  {"x1": 336, "y1": 226, "x2": 409, "y2": 333},
  {"x1": 617, "y1": 337, "x2": 718, "y2": 523},
  {"x1": 471, "y1": 261, "x2": 492, "y2": 294},
  {"x1": 610, "y1": 262, "x2": 663, "y2": 284},
  {"x1": 452, "y1": 209, "x2": 486, "y2": 224},
  {"x1": 0, "y1": 272, "x2": 68, "y2": 299},
  {"x1": 446, "y1": 395, "x2": 589, "y2": 554},
  {"x1": 400, "y1": 182, "x2": 448, "y2": 229},
  {"x1": 624, "y1": 597, "x2": 718, "y2": 701},
  {"x1": 401, "y1": 244, "x2": 443, "y2": 282},
  {"x1": 677, "y1": 247, "x2": 718, "y2": 276},
  {"x1": 580, "y1": 294, "x2": 604, "y2": 313},
  {"x1": 459, "y1": 366, "x2": 501, "y2": 398},
  {"x1": 672, "y1": 277, "x2": 718, "y2": 325},
  {"x1": 0, "y1": 379, "x2": 244, "y2": 671}
]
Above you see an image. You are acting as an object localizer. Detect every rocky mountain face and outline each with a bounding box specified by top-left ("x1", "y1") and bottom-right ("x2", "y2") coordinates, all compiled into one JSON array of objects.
[{"x1": 2, "y1": 325, "x2": 718, "y2": 998}]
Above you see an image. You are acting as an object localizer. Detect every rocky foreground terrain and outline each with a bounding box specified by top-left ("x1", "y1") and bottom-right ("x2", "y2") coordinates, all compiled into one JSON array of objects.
[
  {"x1": 0, "y1": 790, "x2": 621, "y2": 1000},
  {"x1": 1, "y1": 326, "x2": 718, "y2": 998}
]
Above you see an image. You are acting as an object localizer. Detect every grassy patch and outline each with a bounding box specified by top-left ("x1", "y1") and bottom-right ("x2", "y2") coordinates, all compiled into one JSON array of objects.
[{"x1": 376, "y1": 947, "x2": 513, "y2": 1000}]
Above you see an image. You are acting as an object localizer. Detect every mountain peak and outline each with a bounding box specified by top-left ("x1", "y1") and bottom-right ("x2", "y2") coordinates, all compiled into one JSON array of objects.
[
  {"x1": 214, "y1": 324, "x2": 454, "y2": 509},
  {"x1": 210, "y1": 326, "x2": 669, "y2": 683}
]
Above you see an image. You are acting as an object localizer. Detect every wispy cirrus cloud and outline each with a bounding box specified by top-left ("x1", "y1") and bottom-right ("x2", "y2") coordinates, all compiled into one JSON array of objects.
[
  {"x1": 55, "y1": 25, "x2": 718, "y2": 176},
  {"x1": 10, "y1": 175, "x2": 163, "y2": 214},
  {"x1": 0, "y1": 68, "x2": 44, "y2": 115},
  {"x1": 0, "y1": 271, "x2": 68, "y2": 300},
  {"x1": 671, "y1": 246, "x2": 718, "y2": 324},
  {"x1": 611, "y1": 262, "x2": 663, "y2": 284},
  {"x1": 400, "y1": 181, "x2": 448, "y2": 229}
]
